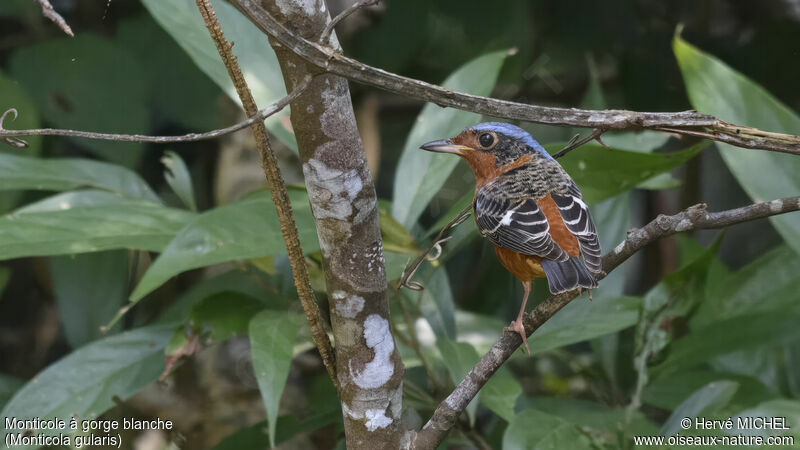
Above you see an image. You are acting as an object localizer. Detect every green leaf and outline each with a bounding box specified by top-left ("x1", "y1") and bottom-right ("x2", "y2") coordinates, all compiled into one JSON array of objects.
[
  {"x1": 0, "y1": 71, "x2": 41, "y2": 156},
  {"x1": 481, "y1": 367, "x2": 522, "y2": 422},
  {"x1": 130, "y1": 190, "x2": 318, "y2": 302},
  {"x1": 249, "y1": 310, "x2": 302, "y2": 448},
  {"x1": 392, "y1": 50, "x2": 509, "y2": 228},
  {"x1": 503, "y1": 409, "x2": 594, "y2": 450},
  {"x1": 643, "y1": 370, "x2": 775, "y2": 412},
  {"x1": 162, "y1": 151, "x2": 197, "y2": 211},
  {"x1": 418, "y1": 268, "x2": 456, "y2": 340},
  {"x1": 0, "y1": 323, "x2": 175, "y2": 449},
  {"x1": 661, "y1": 381, "x2": 739, "y2": 436},
  {"x1": 437, "y1": 340, "x2": 481, "y2": 425},
  {"x1": 192, "y1": 292, "x2": 265, "y2": 343},
  {"x1": 652, "y1": 307, "x2": 800, "y2": 377},
  {"x1": 692, "y1": 245, "x2": 800, "y2": 328},
  {"x1": 9, "y1": 35, "x2": 149, "y2": 167},
  {"x1": 0, "y1": 153, "x2": 160, "y2": 202},
  {"x1": 50, "y1": 251, "x2": 129, "y2": 348},
  {"x1": 674, "y1": 36, "x2": 800, "y2": 255},
  {"x1": 141, "y1": 0, "x2": 296, "y2": 150},
  {"x1": 551, "y1": 141, "x2": 707, "y2": 204},
  {"x1": 0, "y1": 373, "x2": 24, "y2": 411},
  {"x1": 527, "y1": 397, "x2": 658, "y2": 435},
  {"x1": 0, "y1": 190, "x2": 194, "y2": 260},
  {"x1": 530, "y1": 296, "x2": 641, "y2": 354},
  {"x1": 733, "y1": 400, "x2": 800, "y2": 440}
]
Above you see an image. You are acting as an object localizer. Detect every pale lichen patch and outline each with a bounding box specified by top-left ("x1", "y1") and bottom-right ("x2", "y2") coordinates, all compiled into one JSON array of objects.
[
  {"x1": 675, "y1": 218, "x2": 692, "y2": 232},
  {"x1": 334, "y1": 292, "x2": 365, "y2": 318},
  {"x1": 769, "y1": 199, "x2": 783, "y2": 213},
  {"x1": 303, "y1": 158, "x2": 357, "y2": 221},
  {"x1": 364, "y1": 409, "x2": 393, "y2": 431},
  {"x1": 350, "y1": 314, "x2": 394, "y2": 389}
]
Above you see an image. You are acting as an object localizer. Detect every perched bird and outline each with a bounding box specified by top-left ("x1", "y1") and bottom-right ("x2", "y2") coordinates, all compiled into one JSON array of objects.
[{"x1": 420, "y1": 122, "x2": 601, "y2": 353}]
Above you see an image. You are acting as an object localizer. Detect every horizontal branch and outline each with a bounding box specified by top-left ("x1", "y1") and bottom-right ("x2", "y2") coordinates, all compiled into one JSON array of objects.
[
  {"x1": 230, "y1": 0, "x2": 800, "y2": 155},
  {"x1": 0, "y1": 77, "x2": 312, "y2": 147},
  {"x1": 410, "y1": 195, "x2": 800, "y2": 449}
]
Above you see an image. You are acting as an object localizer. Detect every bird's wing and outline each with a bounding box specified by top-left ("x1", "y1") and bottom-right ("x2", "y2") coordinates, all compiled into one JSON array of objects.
[
  {"x1": 550, "y1": 182, "x2": 602, "y2": 275},
  {"x1": 475, "y1": 182, "x2": 569, "y2": 262}
]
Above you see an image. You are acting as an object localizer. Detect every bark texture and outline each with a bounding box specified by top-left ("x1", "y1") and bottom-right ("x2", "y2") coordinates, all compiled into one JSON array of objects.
[{"x1": 260, "y1": 1, "x2": 404, "y2": 448}]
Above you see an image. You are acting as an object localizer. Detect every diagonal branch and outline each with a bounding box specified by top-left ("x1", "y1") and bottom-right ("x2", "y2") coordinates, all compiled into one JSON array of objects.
[
  {"x1": 410, "y1": 195, "x2": 800, "y2": 449},
  {"x1": 194, "y1": 0, "x2": 338, "y2": 389},
  {"x1": 229, "y1": 0, "x2": 800, "y2": 155},
  {"x1": 32, "y1": 0, "x2": 73, "y2": 37},
  {"x1": 0, "y1": 80, "x2": 312, "y2": 147}
]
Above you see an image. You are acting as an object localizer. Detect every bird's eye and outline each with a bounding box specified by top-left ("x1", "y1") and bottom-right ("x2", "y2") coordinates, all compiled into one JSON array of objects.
[{"x1": 478, "y1": 133, "x2": 494, "y2": 148}]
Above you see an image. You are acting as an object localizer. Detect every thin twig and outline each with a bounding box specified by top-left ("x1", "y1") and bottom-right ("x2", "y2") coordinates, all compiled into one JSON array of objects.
[
  {"x1": 229, "y1": 0, "x2": 800, "y2": 155},
  {"x1": 33, "y1": 0, "x2": 73, "y2": 37},
  {"x1": 410, "y1": 195, "x2": 800, "y2": 448},
  {"x1": 551, "y1": 128, "x2": 606, "y2": 159},
  {"x1": 399, "y1": 204, "x2": 472, "y2": 291},
  {"x1": 0, "y1": 79, "x2": 312, "y2": 147},
  {"x1": 195, "y1": 0, "x2": 338, "y2": 390},
  {"x1": 319, "y1": 0, "x2": 378, "y2": 45}
]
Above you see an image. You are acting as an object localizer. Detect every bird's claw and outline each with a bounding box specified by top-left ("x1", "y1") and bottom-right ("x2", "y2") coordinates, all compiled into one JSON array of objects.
[{"x1": 504, "y1": 319, "x2": 530, "y2": 355}]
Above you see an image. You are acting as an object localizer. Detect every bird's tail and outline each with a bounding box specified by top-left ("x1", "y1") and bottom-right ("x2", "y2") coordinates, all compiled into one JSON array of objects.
[{"x1": 541, "y1": 257, "x2": 598, "y2": 294}]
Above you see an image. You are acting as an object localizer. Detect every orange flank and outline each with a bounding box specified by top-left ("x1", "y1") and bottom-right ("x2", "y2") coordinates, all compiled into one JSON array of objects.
[{"x1": 491, "y1": 194, "x2": 581, "y2": 283}]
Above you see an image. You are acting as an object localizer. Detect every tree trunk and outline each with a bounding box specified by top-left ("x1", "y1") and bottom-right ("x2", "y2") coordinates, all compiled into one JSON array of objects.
[{"x1": 257, "y1": 1, "x2": 405, "y2": 448}]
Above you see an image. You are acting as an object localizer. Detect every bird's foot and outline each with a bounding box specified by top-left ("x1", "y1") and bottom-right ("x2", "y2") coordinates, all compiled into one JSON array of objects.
[{"x1": 504, "y1": 319, "x2": 530, "y2": 355}]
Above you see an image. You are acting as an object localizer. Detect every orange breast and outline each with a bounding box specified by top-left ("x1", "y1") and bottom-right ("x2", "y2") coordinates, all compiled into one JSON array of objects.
[{"x1": 493, "y1": 194, "x2": 581, "y2": 282}]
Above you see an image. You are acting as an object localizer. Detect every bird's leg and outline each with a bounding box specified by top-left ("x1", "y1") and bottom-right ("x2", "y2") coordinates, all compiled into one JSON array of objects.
[{"x1": 504, "y1": 280, "x2": 532, "y2": 354}]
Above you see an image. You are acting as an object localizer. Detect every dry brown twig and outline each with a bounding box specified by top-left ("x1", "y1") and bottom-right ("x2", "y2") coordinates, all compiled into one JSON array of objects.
[{"x1": 33, "y1": 0, "x2": 74, "y2": 37}]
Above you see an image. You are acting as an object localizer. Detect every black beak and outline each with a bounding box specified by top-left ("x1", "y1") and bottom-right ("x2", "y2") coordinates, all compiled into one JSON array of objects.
[{"x1": 419, "y1": 139, "x2": 473, "y2": 155}]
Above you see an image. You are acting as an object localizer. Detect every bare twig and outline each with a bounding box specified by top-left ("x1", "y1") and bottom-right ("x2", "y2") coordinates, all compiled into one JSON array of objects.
[
  {"x1": 399, "y1": 203, "x2": 472, "y2": 291},
  {"x1": 319, "y1": 0, "x2": 378, "y2": 45},
  {"x1": 229, "y1": 0, "x2": 800, "y2": 155},
  {"x1": 551, "y1": 128, "x2": 607, "y2": 159},
  {"x1": 410, "y1": 195, "x2": 800, "y2": 448},
  {"x1": 33, "y1": 0, "x2": 73, "y2": 37},
  {"x1": 194, "y1": 0, "x2": 338, "y2": 389},
  {"x1": 0, "y1": 79, "x2": 312, "y2": 147}
]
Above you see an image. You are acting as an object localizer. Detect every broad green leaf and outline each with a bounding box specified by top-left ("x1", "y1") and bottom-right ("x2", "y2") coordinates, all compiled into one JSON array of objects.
[
  {"x1": 551, "y1": 141, "x2": 707, "y2": 204},
  {"x1": 527, "y1": 397, "x2": 658, "y2": 435},
  {"x1": 50, "y1": 251, "x2": 129, "y2": 348},
  {"x1": 392, "y1": 50, "x2": 509, "y2": 228},
  {"x1": 692, "y1": 245, "x2": 800, "y2": 328},
  {"x1": 652, "y1": 307, "x2": 800, "y2": 377},
  {"x1": 140, "y1": 0, "x2": 296, "y2": 149},
  {"x1": 481, "y1": 367, "x2": 522, "y2": 422},
  {"x1": 503, "y1": 409, "x2": 594, "y2": 450},
  {"x1": 733, "y1": 400, "x2": 800, "y2": 440},
  {"x1": 0, "y1": 373, "x2": 24, "y2": 411},
  {"x1": 601, "y1": 130, "x2": 670, "y2": 152},
  {"x1": 437, "y1": 340, "x2": 481, "y2": 425},
  {"x1": 674, "y1": 36, "x2": 800, "y2": 255},
  {"x1": 643, "y1": 370, "x2": 775, "y2": 411},
  {"x1": 0, "y1": 323, "x2": 175, "y2": 450},
  {"x1": 0, "y1": 71, "x2": 41, "y2": 156},
  {"x1": 0, "y1": 153, "x2": 160, "y2": 202},
  {"x1": 660, "y1": 380, "x2": 738, "y2": 436},
  {"x1": 249, "y1": 310, "x2": 302, "y2": 448},
  {"x1": 0, "y1": 190, "x2": 194, "y2": 260},
  {"x1": 378, "y1": 200, "x2": 418, "y2": 253},
  {"x1": 530, "y1": 296, "x2": 641, "y2": 354},
  {"x1": 192, "y1": 293, "x2": 265, "y2": 343},
  {"x1": 418, "y1": 268, "x2": 456, "y2": 340},
  {"x1": 9, "y1": 35, "x2": 148, "y2": 167},
  {"x1": 130, "y1": 190, "x2": 318, "y2": 301},
  {"x1": 162, "y1": 151, "x2": 197, "y2": 211}
]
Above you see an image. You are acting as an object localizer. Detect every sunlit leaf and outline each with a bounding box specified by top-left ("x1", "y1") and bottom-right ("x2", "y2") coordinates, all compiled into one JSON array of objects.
[
  {"x1": 162, "y1": 150, "x2": 197, "y2": 211},
  {"x1": 130, "y1": 190, "x2": 318, "y2": 302},
  {"x1": 0, "y1": 191, "x2": 194, "y2": 260},
  {"x1": 674, "y1": 36, "x2": 800, "y2": 255},
  {"x1": 392, "y1": 50, "x2": 509, "y2": 228},
  {"x1": 0, "y1": 323, "x2": 175, "y2": 450},
  {"x1": 0, "y1": 153, "x2": 160, "y2": 202},
  {"x1": 250, "y1": 310, "x2": 302, "y2": 448}
]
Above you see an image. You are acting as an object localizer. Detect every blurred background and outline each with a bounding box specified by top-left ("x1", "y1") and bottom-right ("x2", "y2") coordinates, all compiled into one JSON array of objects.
[{"x1": 1, "y1": 0, "x2": 799, "y2": 448}]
